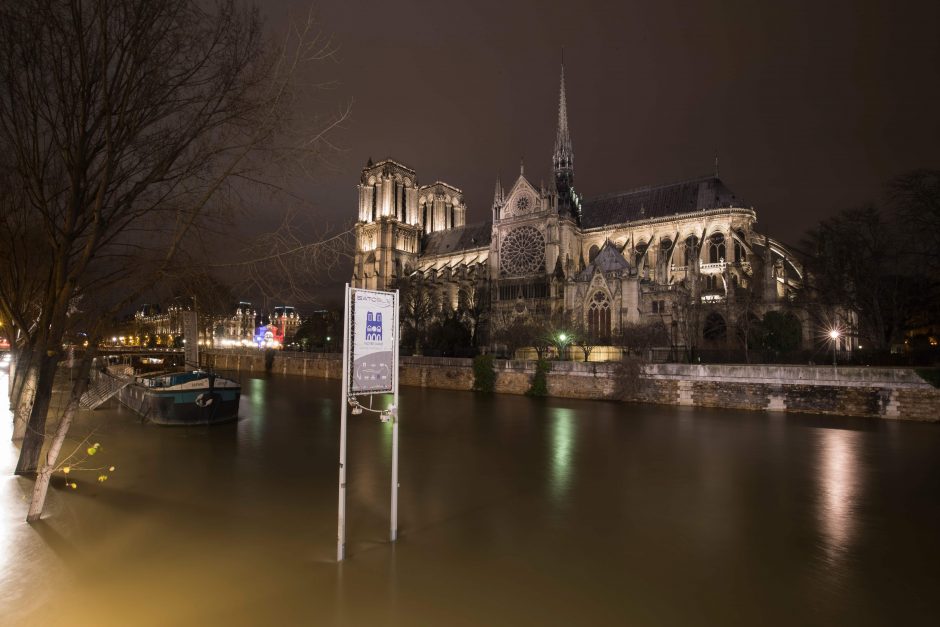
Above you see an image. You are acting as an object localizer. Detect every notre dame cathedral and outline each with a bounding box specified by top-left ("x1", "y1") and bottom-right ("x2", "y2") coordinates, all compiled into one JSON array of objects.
[{"x1": 351, "y1": 66, "x2": 805, "y2": 352}]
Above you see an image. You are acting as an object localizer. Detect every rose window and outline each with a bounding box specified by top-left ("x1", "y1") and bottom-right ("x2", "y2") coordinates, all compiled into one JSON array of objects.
[{"x1": 500, "y1": 226, "x2": 545, "y2": 276}]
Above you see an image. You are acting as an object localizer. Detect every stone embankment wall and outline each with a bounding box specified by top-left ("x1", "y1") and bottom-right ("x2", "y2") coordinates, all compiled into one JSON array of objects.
[{"x1": 203, "y1": 350, "x2": 940, "y2": 422}]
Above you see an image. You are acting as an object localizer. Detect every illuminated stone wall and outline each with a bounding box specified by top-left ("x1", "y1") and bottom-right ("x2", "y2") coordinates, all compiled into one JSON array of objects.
[{"x1": 202, "y1": 350, "x2": 939, "y2": 422}]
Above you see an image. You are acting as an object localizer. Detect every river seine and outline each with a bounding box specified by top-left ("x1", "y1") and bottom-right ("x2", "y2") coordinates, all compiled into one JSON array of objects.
[{"x1": 2, "y1": 371, "x2": 939, "y2": 626}]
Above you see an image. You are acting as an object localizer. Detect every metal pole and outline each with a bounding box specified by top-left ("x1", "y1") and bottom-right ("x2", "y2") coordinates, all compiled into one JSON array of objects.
[
  {"x1": 390, "y1": 288, "x2": 400, "y2": 543},
  {"x1": 337, "y1": 284, "x2": 351, "y2": 562}
]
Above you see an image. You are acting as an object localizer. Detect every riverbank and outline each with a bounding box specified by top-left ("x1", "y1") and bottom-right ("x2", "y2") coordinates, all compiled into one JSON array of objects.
[{"x1": 203, "y1": 350, "x2": 940, "y2": 422}]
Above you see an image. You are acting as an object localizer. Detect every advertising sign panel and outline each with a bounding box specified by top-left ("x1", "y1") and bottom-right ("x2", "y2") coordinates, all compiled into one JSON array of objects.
[{"x1": 348, "y1": 288, "x2": 397, "y2": 395}]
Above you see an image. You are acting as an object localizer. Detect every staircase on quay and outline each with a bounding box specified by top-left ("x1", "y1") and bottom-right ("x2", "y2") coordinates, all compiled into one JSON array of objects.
[{"x1": 79, "y1": 373, "x2": 131, "y2": 410}]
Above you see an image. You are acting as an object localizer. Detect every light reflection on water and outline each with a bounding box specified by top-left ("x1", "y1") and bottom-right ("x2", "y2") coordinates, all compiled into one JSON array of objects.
[
  {"x1": 817, "y1": 428, "x2": 862, "y2": 566},
  {"x1": 2, "y1": 374, "x2": 940, "y2": 626},
  {"x1": 547, "y1": 407, "x2": 576, "y2": 505}
]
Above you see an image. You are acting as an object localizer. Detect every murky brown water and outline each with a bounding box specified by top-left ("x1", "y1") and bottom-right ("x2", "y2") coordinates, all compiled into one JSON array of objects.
[{"x1": 2, "y1": 370, "x2": 940, "y2": 626}]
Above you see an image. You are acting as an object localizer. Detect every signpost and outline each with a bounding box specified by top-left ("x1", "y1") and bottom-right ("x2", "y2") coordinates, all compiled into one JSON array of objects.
[{"x1": 337, "y1": 285, "x2": 400, "y2": 561}]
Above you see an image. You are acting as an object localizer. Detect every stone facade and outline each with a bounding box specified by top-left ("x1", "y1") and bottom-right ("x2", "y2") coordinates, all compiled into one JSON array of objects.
[{"x1": 351, "y1": 65, "x2": 814, "y2": 352}]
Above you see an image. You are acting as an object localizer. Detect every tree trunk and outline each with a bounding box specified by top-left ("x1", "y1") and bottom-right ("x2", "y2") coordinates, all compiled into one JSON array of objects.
[
  {"x1": 15, "y1": 349, "x2": 61, "y2": 475},
  {"x1": 12, "y1": 356, "x2": 39, "y2": 441},
  {"x1": 27, "y1": 347, "x2": 94, "y2": 522}
]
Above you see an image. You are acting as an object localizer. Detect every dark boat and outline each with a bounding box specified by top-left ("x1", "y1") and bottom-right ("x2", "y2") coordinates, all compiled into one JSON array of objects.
[{"x1": 117, "y1": 370, "x2": 241, "y2": 425}]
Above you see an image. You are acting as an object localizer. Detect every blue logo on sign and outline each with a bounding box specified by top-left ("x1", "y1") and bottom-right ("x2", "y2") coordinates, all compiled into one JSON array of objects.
[{"x1": 365, "y1": 312, "x2": 383, "y2": 341}]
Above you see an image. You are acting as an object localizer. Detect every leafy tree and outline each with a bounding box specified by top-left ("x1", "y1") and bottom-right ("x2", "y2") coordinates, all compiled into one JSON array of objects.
[
  {"x1": 472, "y1": 354, "x2": 496, "y2": 394},
  {"x1": 294, "y1": 310, "x2": 340, "y2": 351},
  {"x1": 526, "y1": 359, "x2": 551, "y2": 397}
]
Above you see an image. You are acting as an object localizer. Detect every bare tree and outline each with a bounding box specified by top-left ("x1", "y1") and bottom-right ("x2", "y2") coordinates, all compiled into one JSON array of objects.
[
  {"x1": 801, "y1": 206, "x2": 908, "y2": 351},
  {"x1": 395, "y1": 274, "x2": 434, "y2": 355},
  {"x1": 457, "y1": 282, "x2": 489, "y2": 348},
  {"x1": 618, "y1": 319, "x2": 670, "y2": 359},
  {"x1": 0, "y1": 0, "x2": 349, "y2": 518},
  {"x1": 889, "y1": 169, "x2": 940, "y2": 276},
  {"x1": 671, "y1": 282, "x2": 702, "y2": 362},
  {"x1": 569, "y1": 319, "x2": 600, "y2": 362},
  {"x1": 727, "y1": 283, "x2": 763, "y2": 363},
  {"x1": 490, "y1": 310, "x2": 542, "y2": 359}
]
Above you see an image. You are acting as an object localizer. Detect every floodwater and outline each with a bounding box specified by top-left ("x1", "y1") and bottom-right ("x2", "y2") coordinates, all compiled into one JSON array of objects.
[{"x1": 2, "y1": 371, "x2": 940, "y2": 626}]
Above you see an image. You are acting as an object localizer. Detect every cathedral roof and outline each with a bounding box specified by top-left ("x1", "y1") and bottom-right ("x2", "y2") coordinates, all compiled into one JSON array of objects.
[
  {"x1": 580, "y1": 176, "x2": 745, "y2": 229},
  {"x1": 576, "y1": 241, "x2": 630, "y2": 280},
  {"x1": 422, "y1": 223, "x2": 492, "y2": 256}
]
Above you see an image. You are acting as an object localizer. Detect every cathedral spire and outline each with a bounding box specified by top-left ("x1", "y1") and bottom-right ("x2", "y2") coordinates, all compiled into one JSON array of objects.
[
  {"x1": 493, "y1": 173, "x2": 504, "y2": 204},
  {"x1": 552, "y1": 59, "x2": 579, "y2": 224},
  {"x1": 553, "y1": 62, "x2": 573, "y2": 176}
]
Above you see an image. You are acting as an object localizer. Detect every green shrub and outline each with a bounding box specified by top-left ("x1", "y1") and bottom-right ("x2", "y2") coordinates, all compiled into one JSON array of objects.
[
  {"x1": 526, "y1": 359, "x2": 551, "y2": 397},
  {"x1": 472, "y1": 354, "x2": 496, "y2": 394},
  {"x1": 613, "y1": 355, "x2": 644, "y2": 401},
  {"x1": 915, "y1": 368, "x2": 940, "y2": 388}
]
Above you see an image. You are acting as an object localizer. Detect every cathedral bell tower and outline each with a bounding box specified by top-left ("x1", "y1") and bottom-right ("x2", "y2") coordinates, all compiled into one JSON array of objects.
[{"x1": 352, "y1": 158, "x2": 422, "y2": 290}]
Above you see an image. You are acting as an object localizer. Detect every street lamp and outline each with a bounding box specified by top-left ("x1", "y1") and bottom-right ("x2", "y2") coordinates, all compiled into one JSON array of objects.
[
  {"x1": 829, "y1": 329, "x2": 840, "y2": 372},
  {"x1": 556, "y1": 332, "x2": 570, "y2": 360}
]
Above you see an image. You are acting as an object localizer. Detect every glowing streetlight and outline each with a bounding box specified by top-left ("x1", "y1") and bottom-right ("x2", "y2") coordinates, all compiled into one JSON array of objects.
[
  {"x1": 829, "y1": 329, "x2": 840, "y2": 371},
  {"x1": 556, "y1": 332, "x2": 571, "y2": 360}
]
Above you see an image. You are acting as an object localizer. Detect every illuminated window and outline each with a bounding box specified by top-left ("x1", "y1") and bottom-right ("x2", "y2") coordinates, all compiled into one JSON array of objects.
[
  {"x1": 709, "y1": 234, "x2": 725, "y2": 264},
  {"x1": 588, "y1": 291, "x2": 611, "y2": 338}
]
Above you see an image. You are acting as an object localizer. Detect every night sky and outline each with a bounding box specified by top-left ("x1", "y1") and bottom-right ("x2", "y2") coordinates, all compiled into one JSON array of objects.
[{"x1": 261, "y1": 0, "x2": 939, "y2": 299}]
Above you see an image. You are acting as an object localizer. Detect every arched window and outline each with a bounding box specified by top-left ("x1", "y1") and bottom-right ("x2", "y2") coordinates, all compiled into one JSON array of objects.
[
  {"x1": 684, "y1": 236, "x2": 698, "y2": 266},
  {"x1": 703, "y1": 312, "x2": 727, "y2": 342},
  {"x1": 708, "y1": 233, "x2": 725, "y2": 263},
  {"x1": 372, "y1": 186, "x2": 378, "y2": 221},
  {"x1": 401, "y1": 186, "x2": 408, "y2": 223},
  {"x1": 587, "y1": 291, "x2": 611, "y2": 338},
  {"x1": 709, "y1": 234, "x2": 726, "y2": 264},
  {"x1": 589, "y1": 244, "x2": 600, "y2": 263},
  {"x1": 635, "y1": 242, "x2": 648, "y2": 267}
]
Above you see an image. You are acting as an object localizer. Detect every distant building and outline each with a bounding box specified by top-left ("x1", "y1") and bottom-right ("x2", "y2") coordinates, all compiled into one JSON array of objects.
[
  {"x1": 272, "y1": 306, "x2": 301, "y2": 343},
  {"x1": 223, "y1": 302, "x2": 257, "y2": 345},
  {"x1": 109, "y1": 301, "x2": 299, "y2": 349}
]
